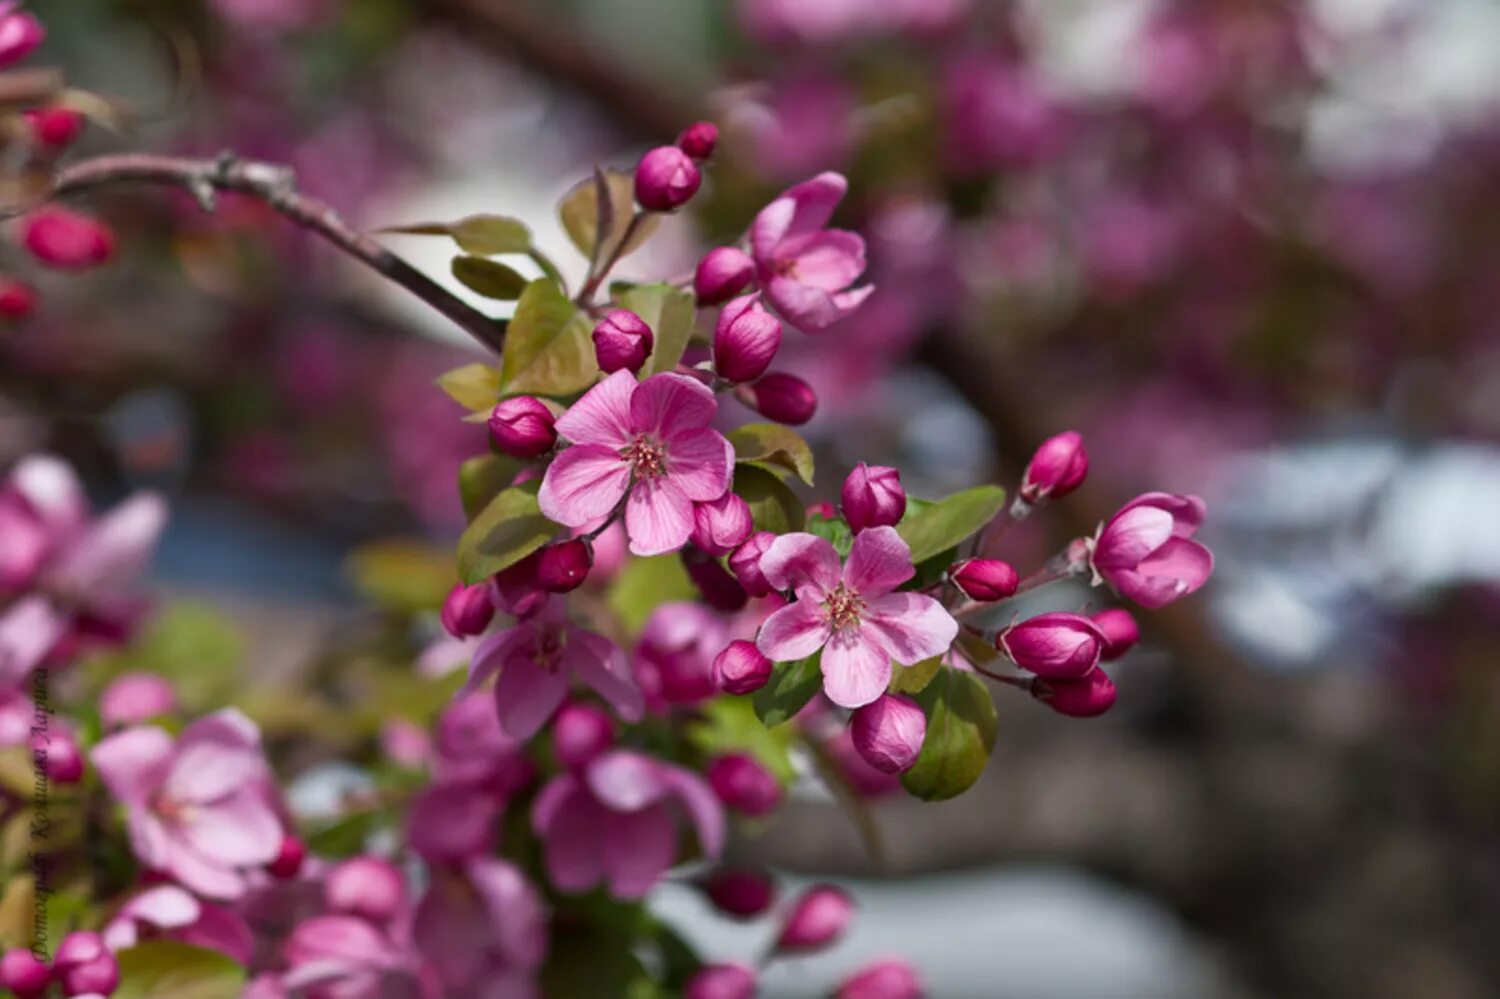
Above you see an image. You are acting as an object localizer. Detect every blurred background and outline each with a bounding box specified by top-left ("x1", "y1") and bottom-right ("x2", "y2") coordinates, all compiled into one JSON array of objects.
[{"x1": 6, "y1": 0, "x2": 1500, "y2": 995}]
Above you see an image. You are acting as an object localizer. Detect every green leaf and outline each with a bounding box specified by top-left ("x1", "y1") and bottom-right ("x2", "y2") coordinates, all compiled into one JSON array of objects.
[
  {"x1": 382, "y1": 214, "x2": 532, "y2": 256},
  {"x1": 889, "y1": 654, "x2": 943, "y2": 695},
  {"x1": 458, "y1": 453, "x2": 523, "y2": 520},
  {"x1": 753, "y1": 652, "x2": 822, "y2": 727},
  {"x1": 452, "y1": 255, "x2": 529, "y2": 300},
  {"x1": 619, "y1": 283, "x2": 696, "y2": 377},
  {"x1": 728, "y1": 423, "x2": 815, "y2": 485},
  {"x1": 806, "y1": 513, "x2": 854, "y2": 556},
  {"x1": 113, "y1": 941, "x2": 246, "y2": 999},
  {"x1": 500, "y1": 280, "x2": 598, "y2": 397},
  {"x1": 437, "y1": 362, "x2": 502, "y2": 412},
  {"x1": 897, "y1": 485, "x2": 1007, "y2": 563},
  {"x1": 900, "y1": 667, "x2": 999, "y2": 801},
  {"x1": 606, "y1": 555, "x2": 696, "y2": 634},
  {"x1": 457, "y1": 480, "x2": 557, "y2": 584},
  {"x1": 559, "y1": 168, "x2": 661, "y2": 262},
  {"x1": 688, "y1": 697, "x2": 797, "y2": 783},
  {"x1": 345, "y1": 539, "x2": 455, "y2": 613},
  {"x1": 734, "y1": 464, "x2": 805, "y2": 535}
]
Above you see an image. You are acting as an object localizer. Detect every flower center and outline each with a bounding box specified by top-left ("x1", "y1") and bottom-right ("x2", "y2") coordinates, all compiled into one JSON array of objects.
[
  {"x1": 532, "y1": 627, "x2": 564, "y2": 672},
  {"x1": 152, "y1": 792, "x2": 194, "y2": 823},
  {"x1": 822, "y1": 583, "x2": 865, "y2": 631},
  {"x1": 620, "y1": 434, "x2": 668, "y2": 479}
]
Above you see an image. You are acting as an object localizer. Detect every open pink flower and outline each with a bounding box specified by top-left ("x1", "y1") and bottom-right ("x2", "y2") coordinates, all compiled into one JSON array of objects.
[
  {"x1": 532, "y1": 749, "x2": 724, "y2": 900},
  {"x1": 1089, "y1": 492, "x2": 1214, "y2": 608},
  {"x1": 461, "y1": 603, "x2": 642, "y2": 739},
  {"x1": 91, "y1": 709, "x2": 283, "y2": 899},
  {"x1": 282, "y1": 914, "x2": 439, "y2": 999},
  {"x1": 539, "y1": 371, "x2": 733, "y2": 557},
  {"x1": 755, "y1": 527, "x2": 958, "y2": 708},
  {"x1": 413, "y1": 859, "x2": 546, "y2": 998},
  {"x1": 750, "y1": 172, "x2": 874, "y2": 332},
  {"x1": 103, "y1": 885, "x2": 253, "y2": 964}
]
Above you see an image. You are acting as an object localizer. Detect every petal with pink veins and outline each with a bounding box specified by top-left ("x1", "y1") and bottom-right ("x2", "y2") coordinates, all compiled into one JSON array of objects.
[
  {"x1": 538, "y1": 445, "x2": 630, "y2": 528},
  {"x1": 789, "y1": 230, "x2": 866, "y2": 291},
  {"x1": 820, "y1": 629, "x2": 891, "y2": 708},
  {"x1": 842, "y1": 526, "x2": 915, "y2": 597},
  {"x1": 760, "y1": 532, "x2": 840, "y2": 598},
  {"x1": 603, "y1": 803, "x2": 677, "y2": 899},
  {"x1": 91, "y1": 726, "x2": 174, "y2": 806},
  {"x1": 756, "y1": 600, "x2": 829, "y2": 662},
  {"x1": 624, "y1": 478, "x2": 695, "y2": 556},
  {"x1": 175, "y1": 788, "x2": 282, "y2": 867},
  {"x1": 553, "y1": 369, "x2": 636, "y2": 449},
  {"x1": 861, "y1": 592, "x2": 959, "y2": 665},
  {"x1": 664, "y1": 429, "x2": 733, "y2": 502},
  {"x1": 628, "y1": 373, "x2": 716, "y2": 438}
]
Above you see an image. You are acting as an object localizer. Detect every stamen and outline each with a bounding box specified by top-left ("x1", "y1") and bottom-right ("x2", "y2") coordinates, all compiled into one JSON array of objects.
[
  {"x1": 822, "y1": 583, "x2": 865, "y2": 631},
  {"x1": 620, "y1": 434, "x2": 668, "y2": 479}
]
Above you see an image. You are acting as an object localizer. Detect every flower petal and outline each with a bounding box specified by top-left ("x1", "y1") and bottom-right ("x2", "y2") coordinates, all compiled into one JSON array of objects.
[
  {"x1": 491, "y1": 655, "x2": 568, "y2": 739},
  {"x1": 175, "y1": 788, "x2": 281, "y2": 867},
  {"x1": 0, "y1": 595, "x2": 65, "y2": 687},
  {"x1": 628, "y1": 372, "x2": 716, "y2": 438},
  {"x1": 790, "y1": 230, "x2": 866, "y2": 291},
  {"x1": 861, "y1": 592, "x2": 959, "y2": 665},
  {"x1": 164, "y1": 709, "x2": 267, "y2": 804},
  {"x1": 750, "y1": 172, "x2": 847, "y2": 265},
  {"x1": 760, "y1": 532, "x2": 840, "y2": 598},
  {"x1": 459, "y1": 624, "x2": 531, "y2": 699},
  {"x1": 756, "y1": 601, "x2": 829, "y2": 662},
  {"x1": 665, "y1": 429, "x2": 733, "y2": 503},
  {"x1": 820, "y1": 629, "x2": 892, "y2": 709},
  {"x1": 49, "y1": 492, "x2": 168, "y2": 596},
  {"x1": 603, "y1": 802, "x2": 677, "y2": 900},
  {"x1": 1110, "y1": 537, "x2": 1214, "y2": 609},
  {"x1": 567, "y1": 628, "x2": 644, "y2": 723},
  {"x1": 538, "y1": 445, "x2": 630, "y2": 528},
  {"x1": 538, "y1": 783, "x2": 607, "y2": 894},
  {"x1": 584, "y1": 750, "x2": 672, "y2": 813},
  {"x1": 554, "y1": 369, "x2": 636, "y2": 448},
  {"x1": 159, "y1": 830, "x2": 250, "y2": 900},
  {"x1": 659, "y1": 766, "x2": 725, "y2": 861},
  {"x1": 624, "y1": 478, "x2": 695, "y2": 557},
  {"x1": 91, "y1": 725, "x2": 174, "y2": 806},
  {"x1": 842, "y1": 525, "x2": 915, "y2": 597}
]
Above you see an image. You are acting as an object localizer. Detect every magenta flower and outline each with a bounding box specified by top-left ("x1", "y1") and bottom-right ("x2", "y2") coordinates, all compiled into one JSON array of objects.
[
  {"x1": 461, "y1": 603, "x2": 643, "y2": 739},
  {"x1": 102, "y1": 885, "x2": 254, "y2": 964},
  {"x1": 538, "y1": 370, "x2": 734, "y2": 557},
  {"x1": 755, "y1": 526, "x2": 958, "y2": 708},
  {"x1": 282, "y1": 914, "x2": 440, "y2": 999},
  {"x1": 1089, "y1": 492, "x2": 1214, "y2": 608},
  {"x1": 413, "y1": 859, "x2": 546, "y2": 998},
  {"x1": 634, "y1": 601, "x2": 730, "y2": 709},
  {"x1": 90, "y1": 709, "x2": 283, "y2": 899},
  {"x1": 750, "y1": 172, "x2": 874, "y2": 332},
  {"x1": 532, "y1": 749, "x2": 725, "y2": 900}
]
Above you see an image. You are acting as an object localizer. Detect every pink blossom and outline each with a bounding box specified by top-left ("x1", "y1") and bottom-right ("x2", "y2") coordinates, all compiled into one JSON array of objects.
[
  {"x1": 21, "y1": 207, "x2": 115, "y2": 270},
  {"x1": 942, "y1": 54, "x2": 1065, "y2": 171},
  {"x1": 1032, "y1": 670, "x2": 1118, "y2": 718},
  {"x1": 691, "y1": 493, "x2": 754, "y2": 557},
  {"x1": 1020, "y1": 431, "x2": 1088, "y2": 504},
  {"x1": 462, "y1": 602, "x2": 642, "y2": 739},
  {"x1": 53, "y1": 932, "x2": 117, "y2": 996},
  {"x1": 413, "y1": 859, "x2": 546, "y2": 998},
  {"x1": 430, "y1": 690, "x2": 535, "y2": 793},
  {"x1": 103, "y1": 884, "x2": 254, "y2": 963},
  {"x1": 532, "y1": 749, "x2": 725, "y2": 899},
  {"x1": 841, "y1": 463, "x2": 905, "y2": 533},
  {"x1": 756, "y1": 527, "x2": 958, "y2": 708},
  {"x1": 634, "y1": 602, "x2": 729, "y2": 709},
  {"x1": 551, "y1": 701, "x2": 616, "y2": 771},
  {"x1": 997, "y1": 613, "x2": 1108, "y2": 680},
  {"x1": 694, "y1": 247, "x2": 755, "y2": 305},
  {"x1": 1089, "y1": 493, "x2": 1214, "y2": 608},
  {"x1": 90, "y1": 708, "x2": 283, "y2": 899},
  {"x1": 850, "y1": 694, "x2": 926, "y2": 774},
  {"x1": 539, "y1": 371, "x2": 734, "y2": 557},
  {"x1": 324, "y1": 856, "x2": 406, "y2": 925},
  {"x1": 282, "y1": 914, "x2": 439, "y2": 999},
  {"x1": 750, "y1": 172, "x2": 873, "y2": 332}
]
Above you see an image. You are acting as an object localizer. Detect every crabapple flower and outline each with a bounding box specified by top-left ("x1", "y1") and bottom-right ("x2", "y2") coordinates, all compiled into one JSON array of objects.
[
  {"x1": 837, "y1": 958, "x2": 924, "y2": 999},
  {"x1": 100, "y1": 672, "x2": 176, "y2": 727},
  {"x1": 539, "y1": 370, "x2": 733, "y2": 556},
  {"x1": 700, "y1": 866, "x2": 777, "y2": 919},
  {"x1": 997, "y1": 612, "x2": 1108, "y2": 679},
  {"x1": 728, "y1": 531, "x2": 777, "y2": 596},
  {"x1": 691, "y1": 492, "x2": 754, "y2": 557},
  {"x1": 551, "y1": 701, "x2": 616, "y2": 770},
  {"x1": 1091, "y1": 608, "x2": 1140, "y2": 661},
  {"x1": 53, "y1": 932, "x2": 119, "y2": 997},
  {"x1": 713, "y1": 639, "x2": 773, "y2": 695},
  {"x1": 462, "y1": 603, "x2": 642, "y2": 739},
  {"x1": 1032, "y1": 670, "x2": 1118, "y2": 718},
  {"x1": 532, "y1": 749, "x2": 725, "y2": 899},
  {"x1": 776, "y1": 884, "x2": 854, "y2": 952},
  {"x1": 1089, "y1": 492, "x2": 1214, "y2": 608},
  {"x1": 440, "y1": 581, "x2": 495, "y2": 638},
  {"x1": 90, "y1": 708, "x2": 283, "y2": 899},
  {"x1": 103, "y1": 885, "x2": 254, "y2": 963},
  {"x1": 487, "y1": 396, "x2": 556, "y2": 458},
  {"x1": 21, "y1": 207, "x2": 115, "y2": 269},
  {"x1": 1021, "y1": 431, "x2": 1088, "y2": 504},
  {"x1": 707, "y1": 752, "x2": 781, "y2": 817},
  {"x1": 430, "y1": 691, "x2": 536, "y2": 792},
  {"x1": 750, "y1": 172, "x2": 873, "y2": 331},
  {"x1": 841, "y1": 463, "x2": 905, "y2": 533},
  {"x1": 413, "y1": 859, "x2": 546, "y2": 997},
  {"x1": 685, "y1": 963, "x2": 757, "y2": 999},
  {"x1": 283, "y1": 915, "x2": 439, "y2": 999},
  {"x1": 738, "y1": 371, "x2": 818, "y2": 425},
  {"x1": 0, "y1": 949, "x2": 47, "y2": 997},
  {"x1": 694, "y1": 247, "x2": 755, "y2": 305},
  {"x1": 325, "y1": 857, "x2": 406, "y2": 925},
  {"x1": 756, "y1": 526, "x2": 958, "y2": 708},
  {"x1": 850, "y1": 694, "x2": 926, "y2": 774},
  {"x1": 634, "y1": 601, "x2": 729, "y2": 707},
  {"x1": 950, "y1": 558, "x2": 1018, "y2": 601},
  {"x1": 713, "y1": 294, "x2": 783, "y2": 383},
  {"x1": 592, "y1": 309, "x2": 654, "y2": 374},
  {"x1": 635, "y1": 146, "x2": 701, "y2": 212},
  {"x1": 677, "y1": 121, "x2": 719, "y2": 160},
  {"x1": 0, "y1": 3, "x2": 43, "y2": 68}
]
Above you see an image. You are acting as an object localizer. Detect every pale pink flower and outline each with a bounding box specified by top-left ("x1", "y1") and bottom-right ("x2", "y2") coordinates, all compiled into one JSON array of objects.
[
  {"x1": 539, "y1": 371, "x2": 733, "y2": 557},
  {"x1": 90, "y1": 709, "x2": 283, "y2": 899},
  {"x1": 755, "y1": 527, "x2": 958, "y2": 708},
  {"x1": 412, "y1": 859, "x2": 546, "y2": 998},
  {"x1": 750, "y1": 172, "x2": 874, "y2": 332},
  {"x1": 1089, "y1": 493, "x2": 1214, "y2": 608},
  {"x1": 282, "y1": 914, "x2": 439, "y2": 999},
  {"x1": 103, "y1": 884, "x2": 254, "y2": 963}
]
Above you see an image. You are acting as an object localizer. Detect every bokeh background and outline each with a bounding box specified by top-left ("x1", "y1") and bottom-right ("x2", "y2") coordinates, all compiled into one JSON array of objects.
[{"x1": 7, "y1": 0, "x2": 1500, "y2": 995}]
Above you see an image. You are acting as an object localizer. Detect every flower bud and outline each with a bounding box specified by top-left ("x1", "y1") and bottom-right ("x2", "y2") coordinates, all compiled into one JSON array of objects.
[
  {"x1": 850, "y1": 694, "x2": 926, "y2": 774},
  {"x1": 268, "y1": 833, "x2": 307, "y2": 879},
  {"x1": 677, "y1": 121, "x2": 719, "y2": 160},
  {"x1": 0, "y1": 948, "x2": 49, "y2": 998},
  {"x1": 699, "y1": 866, "x2": 776, "y2": 919},
  {"x1": 713, "y1": 640, "x2": 773, "y2": 695},
  {"x1": 837, "y1": 958, "x2": 923, "y2": 999},
  {"x1": 682, "y1": 545, "x2": 750, "y2": 612},
  {"x1": 493, "y1": 549, "x2": 548, "y2": 619},
  {"x1": 0, "y1": 7, "x2": 44, "y2": 68},
  {"x1": 325, "y1": 856, "x2": 406, "y2": 924},
  {"x1": 592, "y1": 309, "x2": 654, "y2": 374},
  {"x1": 100, "y1": 671, "x2": 176, "y2": 727},
  {"x1": 552, "y1": 701, "x2": 615, "y2": 770},
  {"x1": 776, "y1": 884, "x2": 854, "y2": 952},
  {"x1": 1021, "y1": 431, "x2": 1088, "y2": 504},
  {"x1": 441, "y1": 581, "x2": 496, "y2": 638},
  {"x1": 41, "y1": 729, "x2": 84, "y2": 784},
  {"x1": 685, "y1": 963, "x2": 757, "y2": 999},
  {"x1": 842, "y1": 463, "x2": 906, "y2": 534},
  {"x1": 1090, "y1": 608, "x2": 1139, "y2": 662},
  {"x1": 691, "y1": 493, "x2": 754, "y2": 557},
  {"x1": 693, "y1": 247, "x2": 754, "y2": 306},
  {"x1": 635, "y1": 145, "x2": 702, "y2": 212},
  {"x1": 54, "y1": 932, "x2": 118, "y2": 997},
  {"x1": 22, "y1": 208, "x2": 114, "y2": 270},
  {"x1": 950, "y1": 558, "x2": 1018, "y2": 601},
  {"x1": 537, "y1": 538, "x2": 592, "y2": 593},
  {"x1": 739, "y1": 372, "x2": 816, "y2": 425},
  {"x1": 707, "y1": 752, "x2": 781, "y2": 817},
  {"x1": 24, "y1": 107, "x2": 84, "y2": 151},
  {"x1": 997, "y1": 612, "x2": 1107, "y2": 679},
  {"x1": 728, "y1": 531, "x2": 776, "y2": 596},
  {"x1": 488, "y1": 396, "x2": 556, "y2": 458},
  {"x1": 713, "y1": 294, "x2": 782, "y2": 383},
  {"x1": 0, "y1": 278, "x2": 36, "y2": 320},
  {"x1": 1032, "y1": 669, "x2": 1117, "y2": 718}
]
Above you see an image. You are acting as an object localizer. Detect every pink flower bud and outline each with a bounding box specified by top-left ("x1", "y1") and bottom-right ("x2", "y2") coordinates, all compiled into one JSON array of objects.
[
  {"x1": 0, "y1": 278, "x2": 36, "y2": 320},
  {"x1": 493, "y1": 549, "x2": 548, "y2": 619},
  {"x1": 739, "y1": 372, "x2": 817, "y2": 425},
  {"x1": 1021, "y1": 431, "x2": 1088, "y2": 504},
  {"x1": 713, "y1": 294, "x2": 782, "y2": 383},
  {"x1": 699, "y1": 865, "x2": 777, "y2": 919},
  {"x1": 0, "y1": 6, "x2": 44, "y2": 68},
  {"x1": 776, "y1": 884, "x2": 854, "y2": 952},
  {"x1": 22, "y1": 208, "x2": 114, "y2": 270},
  {"x1": 592, "y1": 309, "x2": 654, "y2": 374},
  {"x1": 537, "y1": 538, "x2": 592, "y2": 593},
  {"x1": 1090, "y1": 608, "x2": 1139, "y2": 662},
  {"x1": 713, "y1": 640, "x2": 773, "y2": 695},
  {"x1": 728, "y1": 531, "x2": 776, "y2": 596},
  {"x1": 677, "y1": 121, "x2": 719, "y2": 160},
  {"x1": 1090, "y1": 492, "x2": 1213, "y2": 609},
  {"x1": 837, "y1": 958, "x2": 923, "y2": 999},
  {"x1": 693, "y1": 247, "x2": 755, "y2": 305},
  {"x1": 807, "y1": 500, "x2": 837, "y2": 520},
  {"x1": 268, "y1": 834, "x2": 307, "y2": 879},
  {"x1": 552, "y1": 701, "x2": 615, "y2": 770},
  {"x1": 685, "y1": 963, "x2": 757, "y2": 999},
  {"x1": 1032, "y1": 669, "x2": 1117, "y2": 718},
  {"x1": 950, "y1": 558, "x2": 1018, "y2": 601},
  {"x1": 683, "y1": 545, "x2": 750, "y2": 612},
  {"x1": 41, "y1": 729, "x2": 84, "y2": 784},
  {"x1": 842, "y1": 463, "x2": 906, "y2": 533},
  {"x1": 100, "y1": 671, "x2": 176, "y2": 727},
  {"x1": 635, "y1": 145, "x2": 702, "y2": 212},
  {"x1": 707, "y1": 752, "x2": 781, "y2": 817},
  {"x1": 691, "y1": 492, "x2": 754, "y2": 556},
  {"x1": 325, "y1": 856, "x2": 406, "y2": 924},
  {"x1": 441, "y1": 581, "x2": 496, "y2": 638},
  {"x1": 0, "y1": 948, "x2": 49, "y2": 998},
  {"x1": 850, "y1": 694, "x2": 926, "y2": 774},
  {"x1": 54, "y1": 932, "x2": 118, "y2": 997},
  {"x1": 997, "y1": 612, "x2": 1107, "y2": 679},
  {"x1": 487, "y1": 396, "x2": 556, "y2": 458},
  {"x1": 24, "y1": 107, "x2": 84, "y2": 151}
]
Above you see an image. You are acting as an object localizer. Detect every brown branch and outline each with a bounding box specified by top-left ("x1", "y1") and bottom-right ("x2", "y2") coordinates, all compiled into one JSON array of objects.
[{"x1": 47, "y1": 152, "x2": 507, "y2": 354}]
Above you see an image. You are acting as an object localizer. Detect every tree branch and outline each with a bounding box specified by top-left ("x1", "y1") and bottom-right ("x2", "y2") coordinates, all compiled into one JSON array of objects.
[{"x1": 48, "y1": 152, "x2": 508, "y2": 354}]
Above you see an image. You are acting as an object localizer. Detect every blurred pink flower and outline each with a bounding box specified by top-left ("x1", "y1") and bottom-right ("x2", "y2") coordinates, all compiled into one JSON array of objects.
[
  {"x1": 282, "y1": 914, "x2": 439, "y2": 999},
  {"x1": 751, "y1": 173, "x2": 873, "y2": 332},
  {"x1": 634, "y1": 602, "x2": 729, "y2": 710},
  {"x1": 103, "y1": 884, "x2": 254, "y2": 963},
  {"x1": 413, "y1": 859, "x2": 546, "y2": 998}
]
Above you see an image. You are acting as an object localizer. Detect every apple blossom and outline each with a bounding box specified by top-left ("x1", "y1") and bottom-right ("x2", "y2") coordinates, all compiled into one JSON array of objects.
[
  {"x1": 950, "y1": 558, "x2": 1018, "y2": 601},
  {"x1": 728, "y1": 530, "x2": 777, "y2": 596},
  {"x1": 691, "y1": 492, "x2": 755, "y2": 556},
  {"x1": 488, "y1": 396, "x2": 557, "y2": 458},
  {"x1": 750, "y1": 172, "x2": 873, "y2": 331},
  {"x1": 592, "y1": 309, "x2": 655, "y2": 374},
  {"x1": 677, "y1": 120, "x2": 719, "y2": 160},
  {"x1": 1091, "y1": 608, "x2": 1140, "y2": 661},
  {"x1": 102, "y1": 884, "x2": 254, "y2": 963},
  {"x1": 53, "y1": 932, "x2": 119, "y2": 997},
  {"x1": 551, "y1": 700, "x2": 616, "y2": 770},
  {"x1": 0, "y1": 278, "x2": 35, "y2": 320},
  {"x1": 1089, "y1": 493, "x2": 1214, "y2": 608},
  {"x1": 440, "y1": 580, "x2": 495, "y2": 638},
  {"x1": 850, "y1": 694, "x2": 927, "y2": 774},
  {"x1": 1032, "y1": 670, "x2": 1118, "y2": 718},
  {"x1": 635, "y1": 145, "x2": 701, "y2": 212},
  {"x1": 841, "y1": 462, "x2": 906, "y2": 533},
  {"x1": 713, "y1": 639, "x2": 773, "y2": 694},
  {"x1": 413, "y1": 859, "x2": 546, "y2": 997},
  {"x1": 707, "y1": 752, "x2": 782, "y2": 816},
  {"x1": 738, "y1": 371, "x2": 818, "y2": 424},
  {"x1": 22, "y1": 207, "x2": 115, "y2": 269},
  {"x1": 325, "y1": 856, "x2": 407, "y2": 925},
  {"x1": 0, "y1": 3, "x2": 43, "y2": 68},
  {"x1": 700, "y1": 865, "x2": 777, "y2": 919},
  {"x1": 997, "y1": 613, "x2": 1108, "y2": 679},
  {"x1": 686, "y1": 963, "x2": 758, "y2": 999},
  {"x1": 0, "y1": 949, "x2": 48, "y2": 998},
  {"x1": 536, "y1": 538, "x2": 592, "y2": 593},
  {"x1": 837, "y1": 958, "x2": 924, "y2": 999},
  {"x1": 713, "y1": 293, "x2": 783, "y2": 383},
  {"x1": 694, "y1": 247, "x2": 755, "y2": 305},
  {"x1": 100, "y1": 672, "x2": 176, "y2": 727}
]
